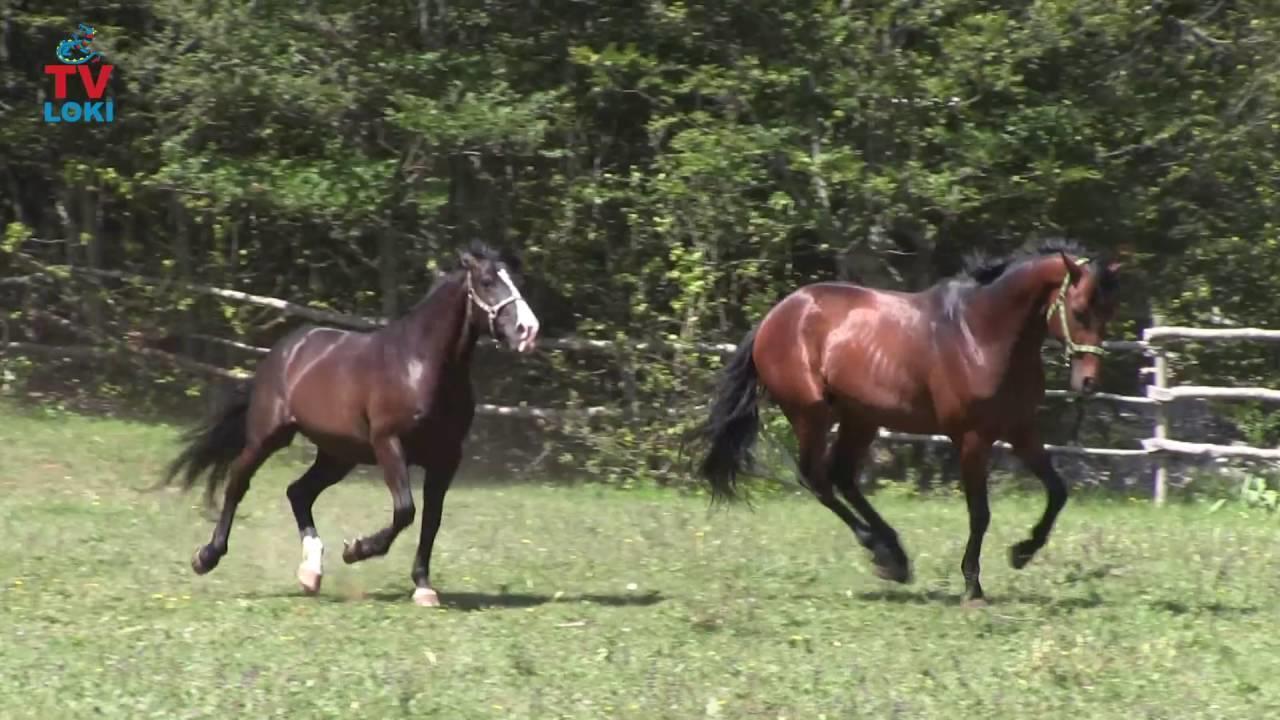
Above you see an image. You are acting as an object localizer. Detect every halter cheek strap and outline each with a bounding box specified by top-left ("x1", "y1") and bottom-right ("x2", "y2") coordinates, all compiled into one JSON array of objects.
[
  {"x1": 465, "y1": 271, "x2": 521, "y2": 338},
  {"x1": 1046, "y1": 256, "x2": 1107, "y2": 364}
]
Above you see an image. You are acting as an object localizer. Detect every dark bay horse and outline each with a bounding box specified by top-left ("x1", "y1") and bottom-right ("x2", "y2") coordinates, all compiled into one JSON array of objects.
[
  {"x1": 164, "y1": 243, "x2": 540, "y2": 606},
  {"x1": 694, "y1": 240, "x2": 1120, "y2": 605}
]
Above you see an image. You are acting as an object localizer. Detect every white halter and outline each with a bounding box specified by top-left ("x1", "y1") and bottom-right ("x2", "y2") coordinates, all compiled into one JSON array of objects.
[{"x1": 465, "y1": 267, "x2": 539, "y2": 352}]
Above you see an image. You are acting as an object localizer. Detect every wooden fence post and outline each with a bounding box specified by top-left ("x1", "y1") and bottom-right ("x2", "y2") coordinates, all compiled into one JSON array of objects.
[{"x1": 1149, "y1": 315, "x2": 1169, "y2": 505}]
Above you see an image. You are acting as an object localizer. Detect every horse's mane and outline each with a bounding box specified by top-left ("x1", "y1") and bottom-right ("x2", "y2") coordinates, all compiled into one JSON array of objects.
[
  {"x1": 389, "y1": 241, "x2": 513, "y2": 331},
  {"x1": 959, "y1": 237, "x2": 1118, "y2": 298},
  {"x1": 420, "y1": 240, "x2": 512, "y2": 296},
  {"x1": 460, "y1": 240, "x2": 508, "y2": 267}
]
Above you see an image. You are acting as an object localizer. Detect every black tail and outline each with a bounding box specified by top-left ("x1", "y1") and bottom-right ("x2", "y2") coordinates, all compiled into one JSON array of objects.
[
  {"x1": 691, "y1": 326, "x2": 762, "y2": 503},
  {"x1": 161, "y1": 383, "x2": 251, "y2": 510}
]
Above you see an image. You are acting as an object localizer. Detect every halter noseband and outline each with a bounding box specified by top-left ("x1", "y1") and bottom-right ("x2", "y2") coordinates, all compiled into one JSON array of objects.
[
  {"x1": 466, "y1": 270, "x2": 521, "y2": 338},
  {"x1": 1046, "y1": 256, "x2": 1107, "y2": 364}
]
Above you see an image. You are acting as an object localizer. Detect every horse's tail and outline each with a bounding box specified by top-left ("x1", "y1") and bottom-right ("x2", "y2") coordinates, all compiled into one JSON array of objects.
[
  {"x1": 692, "y1": 326, "x2": 762, "y2": 504},
  {"x1": 159, "y1": 382, "x2": 251, "y2": 510}
]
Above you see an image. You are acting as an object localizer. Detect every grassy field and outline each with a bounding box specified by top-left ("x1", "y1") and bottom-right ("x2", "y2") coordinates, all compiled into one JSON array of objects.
[{"x1": 2, "y1": 401, "x2": 1279, "y2": 719}]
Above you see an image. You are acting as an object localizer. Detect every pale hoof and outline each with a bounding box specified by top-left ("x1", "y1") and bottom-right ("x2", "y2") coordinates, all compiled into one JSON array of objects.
[
  {"x1": 413, "y1": 587, "x2": 441, "y2": 607},
  {"x1": 297, "y1": 565, "x2": 323, "y2": 595}
]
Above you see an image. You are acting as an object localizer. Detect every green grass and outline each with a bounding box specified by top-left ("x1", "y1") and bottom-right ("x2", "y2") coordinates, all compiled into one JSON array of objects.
[{"x1": 2, "y1": 401, "x2": 1279, "y2": 719}]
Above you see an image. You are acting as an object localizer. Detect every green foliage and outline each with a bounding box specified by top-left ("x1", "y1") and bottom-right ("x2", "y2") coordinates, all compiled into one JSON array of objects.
[
  {"x1": 1237, "y1": 475, "x2": 1280, "y2": 512},
  {"x1": 3, "y1": 1, "x2": 1280, "y2": 483}
]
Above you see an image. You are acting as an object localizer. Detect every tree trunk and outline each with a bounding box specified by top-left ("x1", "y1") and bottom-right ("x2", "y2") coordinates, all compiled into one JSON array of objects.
[
  {"x1": 417, "y1": 0, "x2": 431, "y2": 46},
  {"x1": 379, "y1": 230, "x2": 398, "y2": 318},
  {"x1": 226, "y1": 210, "x2": 241, "y2": 369},
  {"x1": 2, "y1": 163, "x2": 23, "y2": 225},
  {"x1": 57, "y1": 187, "x2": 78, "y2": 266},
  {"x1": 171, "y1": 194, "x2": 194, "y2": 359},
  {"x1": 83, "y1": 182, "x2": 104, "y2": 331}
]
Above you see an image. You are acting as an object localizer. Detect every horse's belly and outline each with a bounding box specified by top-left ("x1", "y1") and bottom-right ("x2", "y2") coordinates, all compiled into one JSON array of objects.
[
  {"x1": 826, "y1": 356, "x2": 934, "y2": 427},
  {"x1": 401, "y1": 410, "x2": 474, "y2": 464},
  {"x1": 300, "y1": 429, "x2": 377, "y2": 465},
  {"x1": 836, "y1": 399, "x2": 942, "y2": 435}
]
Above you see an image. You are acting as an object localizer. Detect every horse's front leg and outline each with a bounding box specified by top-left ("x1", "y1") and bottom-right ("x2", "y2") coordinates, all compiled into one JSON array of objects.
[
  {"x1": 343, "y1": 434, "x2": 416, "y2": 563},
  {"x1": 1008, "y1": 429, "x2": 1068, "y2": 570},
  {"x1": 957, "y1": 432, "x2": 993, "y2": 605},
  {"x1": 409, "y1": 448, "x2": 461, "y2": 607}
]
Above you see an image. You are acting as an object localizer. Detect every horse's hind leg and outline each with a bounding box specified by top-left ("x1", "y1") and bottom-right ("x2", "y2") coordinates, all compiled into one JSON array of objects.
[
  {"x1": 192, "y1": 427, "x2": 292, "y2": 575},
  {"x1": 830, "y1": 417, "x2": 911, "y2": 584},
  {"x1": 781, "y1": 403, "x2": 877, "y2": 552},
  {"x1": 286, "y1": 452, "x2": 355, "y2": 594}
]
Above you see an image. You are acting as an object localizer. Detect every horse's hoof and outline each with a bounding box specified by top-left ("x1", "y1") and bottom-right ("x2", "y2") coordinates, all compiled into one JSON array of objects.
[
  {"x1": 871, "y1": 544, "x2": 912, "y2": 584},
  {"x1": 191, "y1": 545, "x2": 218, "y2": 575},
  {"x1": 872, "y1": 561, "x2": 912, "y2": 584},
  {"x1": 1009, "y1": 540, "x2": 1037, "y2": 570},
  {"x1": 297, "y1": 565, "x2": 323, "y2": 595},
  {"x1": 342, "y1": 539, "x2": 361, "y2": 564},
  {"x1": 413, "y1": 587, "x2": 441, "y2": 607}
]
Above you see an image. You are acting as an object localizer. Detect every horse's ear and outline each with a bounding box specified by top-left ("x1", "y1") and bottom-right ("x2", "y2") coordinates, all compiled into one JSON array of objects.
[
  {"x1": 458, "y1": 249, "x2": 477, "y2": 270},
  {"x1": 1060, "y1": 251, "x2": 1083, "y2": 285}
]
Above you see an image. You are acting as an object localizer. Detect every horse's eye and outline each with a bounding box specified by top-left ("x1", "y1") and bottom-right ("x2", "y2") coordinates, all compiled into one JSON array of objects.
[
  {"x1": 481, "y1": 277, "x2": 496, "y2": 288},
  {"x1": 1073, "y1": 309, "x2": 1088, "y2": 324}
]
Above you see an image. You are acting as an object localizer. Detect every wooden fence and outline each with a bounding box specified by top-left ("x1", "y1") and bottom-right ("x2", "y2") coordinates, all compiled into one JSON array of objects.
[{"x1": 4, "y1": 264, "x2": 1280, "y2": 502}]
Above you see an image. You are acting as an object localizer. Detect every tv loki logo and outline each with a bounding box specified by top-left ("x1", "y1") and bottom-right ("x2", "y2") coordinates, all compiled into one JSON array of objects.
[{"x1": 43, "y1": 23, "x2": 115, "y2": 124}]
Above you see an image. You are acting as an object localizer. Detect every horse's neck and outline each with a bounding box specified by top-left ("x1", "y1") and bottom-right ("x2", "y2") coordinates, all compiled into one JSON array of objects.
[
  {"x1": 400, "y1": 275, "x2": 476, "y2": 368},
  {"x1": 966, "y1": 258, "x2": 1063, "y2": 365}
]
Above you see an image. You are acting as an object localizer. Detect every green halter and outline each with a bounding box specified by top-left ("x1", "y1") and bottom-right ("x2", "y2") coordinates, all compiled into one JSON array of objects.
[{"x1": 1046, "y1": 256, "x2": 1107, "y2": 364}]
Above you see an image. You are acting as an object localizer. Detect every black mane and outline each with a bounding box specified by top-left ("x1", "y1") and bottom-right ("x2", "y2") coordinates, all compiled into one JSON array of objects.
[
  {"x1": 395, "y1": 242, "x2": 513, "y2": 319},
  {"x1": 421, "y1": 241, "x2": 516, "y2": 295},
  {"x1": 460, "y1": 240, "x2": 506, "y2": 266},
  {"x1": 960, "y1": 237, "x2": 1118, "y2": 298}
]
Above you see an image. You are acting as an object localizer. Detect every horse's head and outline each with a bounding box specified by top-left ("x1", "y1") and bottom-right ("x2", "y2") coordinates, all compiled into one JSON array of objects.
[
  {"x1": 1047, "y1": 252, "x2": 1121, "y2": 393},
  {"x1": 458, "y1": 244, "x2": 540, "y2": 353}
]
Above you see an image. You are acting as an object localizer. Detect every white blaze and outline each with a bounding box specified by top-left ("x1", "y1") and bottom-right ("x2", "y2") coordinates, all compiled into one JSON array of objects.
[{"x1": 496, "y1": 268, "x2": 540, "y2": 352}]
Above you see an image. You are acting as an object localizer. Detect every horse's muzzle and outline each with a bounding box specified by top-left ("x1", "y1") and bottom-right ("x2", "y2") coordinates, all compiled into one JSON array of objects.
[
  {"x1": 1069, "y1": 353, "x2": 1102, "y2": 394},
  {"x1": 513, "y1": 300, "x2": 539, "y2": 353}
]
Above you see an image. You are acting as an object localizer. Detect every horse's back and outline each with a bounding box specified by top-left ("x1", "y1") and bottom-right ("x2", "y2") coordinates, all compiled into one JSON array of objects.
[
  {"x1": 758, "y1": 281, "x2": 930, "y2": 349},
  {"x1": 754, "y1": 281, "x2": 937, "y2": 420},
  {"x1": 262, "y1": 325, "x2": 367, "y2": 385},
  {"x1": 252, "y1": 324, "x2": 375, "y2": 439}
]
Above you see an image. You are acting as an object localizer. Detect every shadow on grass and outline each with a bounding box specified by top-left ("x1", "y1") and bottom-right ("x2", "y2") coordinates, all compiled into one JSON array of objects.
[
  {"x1": 856, "y1": 588, "x2": 1106, "y2": 610},
  {"x1": 442, "y1": 590, "x2": 665, "y2": 611},
  {"x1": 858, "y1": 590, "x2": 1260, "y2": 617},
  {"x1": 1149, "y1": 599, "x2": 1259, "y2": 618},
  {"x1": 246, "y1": 587, "x2": 666, "y2": 610}
]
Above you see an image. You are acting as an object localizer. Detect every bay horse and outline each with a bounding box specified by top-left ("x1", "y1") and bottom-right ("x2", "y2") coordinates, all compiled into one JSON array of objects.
[
  {"x1": 163, "y1": 243, "x2": 540, "y2": 606},
  {"x1": 693, "y1": 239, "x2": 1120, "y2": 605}
]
